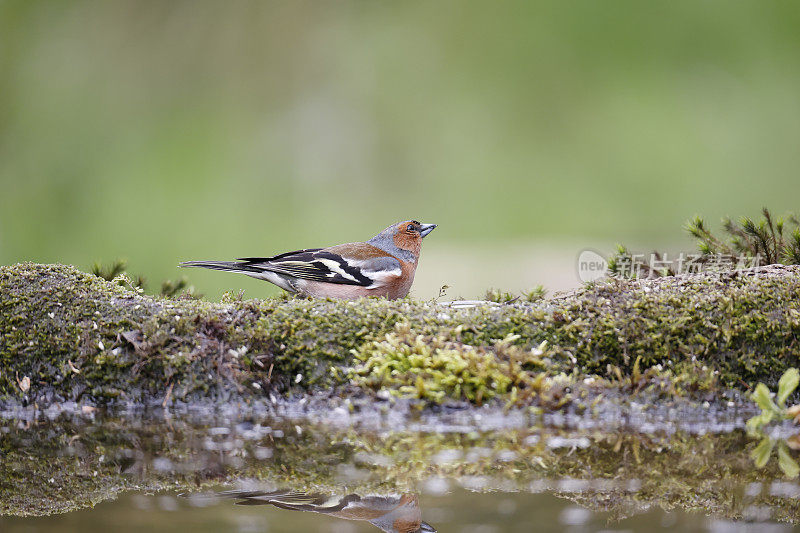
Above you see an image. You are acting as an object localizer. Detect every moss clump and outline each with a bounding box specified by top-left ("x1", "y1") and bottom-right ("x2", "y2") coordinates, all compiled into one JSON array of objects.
[
  {"x1": 609, "y1": 208, "x2": 800, "y2": 280},
  {"x1": 484, "y1": 285, "x2": 547, "y2": 303},
  {"x1": 688, "y1": 208, "x2": 800, "y2": 265},
  {"x1": 0, "y1": 263, "x2": 281, "y2": 403},
  {"x1": 542, "y1": 267, "x2": 800, "y2": 390},
  {"x1": 350, "y1": 322, "x2": 551, "y2": 404}
]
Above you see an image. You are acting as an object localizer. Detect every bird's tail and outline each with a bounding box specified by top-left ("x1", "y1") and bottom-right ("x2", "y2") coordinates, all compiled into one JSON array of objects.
[
  {"x1": 214, "y1": 489, "x2": 331, "y2": 508},
  {"x1": 179, "y1": 260, "x2": 261, "y2": 274}
]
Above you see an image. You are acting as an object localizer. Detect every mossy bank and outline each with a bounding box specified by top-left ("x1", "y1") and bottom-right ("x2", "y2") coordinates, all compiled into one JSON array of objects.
[{"x1": 2, "y1": 262, "x2": 800, "y2": 406}]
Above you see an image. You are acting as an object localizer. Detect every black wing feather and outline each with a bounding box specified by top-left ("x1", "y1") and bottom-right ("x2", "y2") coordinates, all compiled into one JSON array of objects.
[
  {"x1": 236, "y1": 248, "x2": 323, "y2": 263},
  {"x1": 238, "y1": 249, "x2": 374, "y2": 286}
]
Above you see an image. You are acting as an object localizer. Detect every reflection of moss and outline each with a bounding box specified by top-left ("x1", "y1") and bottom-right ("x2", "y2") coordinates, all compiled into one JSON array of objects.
[
  {"x1": 3, "y1": 263, "x2": 800, "y2": 404},
  {"x1": 3, "y1": 415, "x2": 800, "y2": 522},
  {"x1": 0, "y1": 418, "x2": 177, "y2": 516}
]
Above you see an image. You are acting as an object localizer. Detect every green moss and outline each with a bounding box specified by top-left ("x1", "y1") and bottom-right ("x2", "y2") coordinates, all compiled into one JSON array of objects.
[
  {"x1": 2, "y1": 263, "x2": 800, "y2": 405},
  {"x1": 349, "y1": 322, "x2": 550, "y2": 404}
]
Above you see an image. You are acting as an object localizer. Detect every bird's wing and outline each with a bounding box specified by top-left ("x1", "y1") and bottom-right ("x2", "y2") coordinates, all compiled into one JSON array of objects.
[
  {"x1": 217, "y1": 489, "x2": 360, "y2": 513},
  {"x1": 236, "y1": 243, "x2": 402, "y2": 287}
]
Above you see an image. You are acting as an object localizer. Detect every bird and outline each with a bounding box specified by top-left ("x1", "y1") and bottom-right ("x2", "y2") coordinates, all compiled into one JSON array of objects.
[
  {"x1": 213, "y1": 489, "x2": 437, "y2": 533},
  {"x1": 179, "y1": 220, "x2": 437, "y2": 300}
]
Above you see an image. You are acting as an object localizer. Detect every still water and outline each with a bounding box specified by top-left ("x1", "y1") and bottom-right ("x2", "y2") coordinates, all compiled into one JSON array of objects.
[
  {"x1": 1, "y1": 402, "x2": 799, "y2": 532},
  {"x1": 2, "y1": 488, "x2": 754, "y2": 533}
]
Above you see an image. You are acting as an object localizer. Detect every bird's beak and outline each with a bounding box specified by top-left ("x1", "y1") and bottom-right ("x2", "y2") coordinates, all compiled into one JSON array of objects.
[{"x1": 419, "y1": 223, "x2": 437, "y2": 238}]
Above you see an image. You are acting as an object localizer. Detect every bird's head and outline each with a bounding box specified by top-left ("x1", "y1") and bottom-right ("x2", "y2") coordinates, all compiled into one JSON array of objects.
[{"x1": 369, "y1": 220, "x2": 437, "y2": 261}]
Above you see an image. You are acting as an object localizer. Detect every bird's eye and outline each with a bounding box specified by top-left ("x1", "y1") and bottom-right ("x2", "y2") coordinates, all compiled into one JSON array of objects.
[{"x1": 407, "y1": 224, "x2": 416, "y2": 232}]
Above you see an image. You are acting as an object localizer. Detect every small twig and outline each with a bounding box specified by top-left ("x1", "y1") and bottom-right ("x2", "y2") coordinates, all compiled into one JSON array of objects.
[{"x1": 162, "y1": 381, "x2": 174, "y2": 408}]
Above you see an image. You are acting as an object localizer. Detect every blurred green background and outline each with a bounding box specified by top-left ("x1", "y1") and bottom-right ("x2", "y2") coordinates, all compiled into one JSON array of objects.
[{"x1": 2, "y1": 1, "x2": 799, "y2": 299}]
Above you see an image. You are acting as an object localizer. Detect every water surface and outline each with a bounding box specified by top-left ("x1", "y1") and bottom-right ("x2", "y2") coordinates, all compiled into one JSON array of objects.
[{"x1": 2, "y1": 402, "x2": 799, "y2": 532}]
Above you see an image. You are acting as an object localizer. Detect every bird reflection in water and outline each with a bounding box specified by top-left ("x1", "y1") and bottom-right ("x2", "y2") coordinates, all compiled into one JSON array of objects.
[{"x1": 216, "y1": 489, "x2": 436, "y2": 533}]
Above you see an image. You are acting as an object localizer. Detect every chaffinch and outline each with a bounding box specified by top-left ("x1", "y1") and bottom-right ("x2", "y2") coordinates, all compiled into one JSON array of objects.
[
  {"x1": 215, "y1": 489, "x2": 437, "y2": 533},
  {"x1": 180, "y1": 220, "x2": 437, "y2": 300}
]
